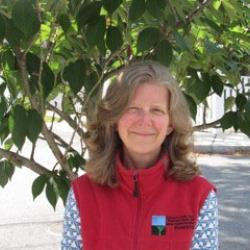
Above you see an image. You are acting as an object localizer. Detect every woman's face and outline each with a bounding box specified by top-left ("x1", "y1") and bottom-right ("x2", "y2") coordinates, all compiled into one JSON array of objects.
[{"x1": 117, "y1": 82, "x2": 173, "y2": 162}]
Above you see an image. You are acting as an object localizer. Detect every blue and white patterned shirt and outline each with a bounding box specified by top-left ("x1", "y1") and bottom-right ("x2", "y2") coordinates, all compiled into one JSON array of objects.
[{"x1": 61, "y1": 189, "x2": 218, "y2": 250}]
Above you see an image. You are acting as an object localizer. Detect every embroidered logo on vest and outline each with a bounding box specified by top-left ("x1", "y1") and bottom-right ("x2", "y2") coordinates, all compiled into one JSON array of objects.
[
  {"x1": 151, "y1": 215, "x2": 195, "y2": 236},
  {"x1": 168, "y1": 216, "x2": 195, "y2": 230},
  {"x1": 151, "y1": 215, "x2": 166, "y2": 236}
]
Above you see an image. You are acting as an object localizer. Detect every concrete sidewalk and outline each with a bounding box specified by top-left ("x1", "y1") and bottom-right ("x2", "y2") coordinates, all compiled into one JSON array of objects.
[
  {"x1": 194, "y1": 129, "x2": 250, "y2": 154},
  {"x1": 0, "y1": 128, "x2": 249, "y2": 250}
]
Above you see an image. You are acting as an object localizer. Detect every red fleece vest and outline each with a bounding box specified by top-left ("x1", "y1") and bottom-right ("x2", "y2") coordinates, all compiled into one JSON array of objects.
[{"x1": 72, "y1": 154, "x2": 215, "y2": 250}]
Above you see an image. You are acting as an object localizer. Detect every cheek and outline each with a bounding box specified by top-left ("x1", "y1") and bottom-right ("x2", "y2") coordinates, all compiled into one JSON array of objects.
[
  {"x1": 117, "y1": 114, "x2": 136, "y2": 129},
  {"x1": 154, "y1": 118, "x2": 171, "y2": 133}
]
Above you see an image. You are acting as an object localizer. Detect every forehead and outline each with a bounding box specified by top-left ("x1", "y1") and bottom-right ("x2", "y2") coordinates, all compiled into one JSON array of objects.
[{"x1": 129, "y1": 82, "x2": 169, "y2": 104}]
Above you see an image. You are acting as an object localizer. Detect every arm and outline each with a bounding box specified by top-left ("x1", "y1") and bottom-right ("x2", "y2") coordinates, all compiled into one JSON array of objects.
[
  {"x1": 191, "y1": 190, "x2": 218, "y2": 250},
  {"x1": 61, "y1": 188, "x2": 83, "y2": 250}
]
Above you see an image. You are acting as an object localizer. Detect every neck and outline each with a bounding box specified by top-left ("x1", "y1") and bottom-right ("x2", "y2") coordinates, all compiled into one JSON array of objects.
[{"x1": 122, "y1": 148, "x2": 161, "y2": 169}]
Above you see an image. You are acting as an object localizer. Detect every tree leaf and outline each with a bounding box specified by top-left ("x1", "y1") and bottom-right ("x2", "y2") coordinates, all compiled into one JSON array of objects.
[
  {"x1": 86, "y1": 16, "x2": 106, "y2": 48},
  {"x1": 220, "y1": 111, "x2": 237, "y2": 130},
  {"x1": 84, "y1": 71, "x2": 99, "y2": 96},
  {"x1": 0, "y1": 163, "x2": 8, "y2": 188},
  {"x1": 174, "y1": 32, "x2": 192, "y2": 52},
  {"x1": 200, "y1": 17, "x2": 221, "y2": 34},
  {"x1": 76, "y1": 2, "x2": 102, "y2": 29},
  {"x1": 2, "y1": 49, "x2": 16, "y2": 70},
  {"x1": 0, "y1": 97, "x2": 7, "y2": 121},
  {"x1": 12, "y1": 105, "x2": 27, "y2": 150},
  {"x1": 53, "y1": 176, "x2": 70, "y2": 205},
  {"x1": 106, "y1": 26, "x2": 123, "y2": 52},
  {"x1": 235, "y1": 94, "x2": 247, "y2": 111},
  {"x1": 245, "y1": 100, "x2": 250, "y2": 121},
  {"x1": 0, "y1": 116, "x2": 10, "y2": 143},
  {"x1": 5, "y1": 18, "x2": 23, "y2": 48},
  {"x1": 27, "y1": 109, "x2": 44, "y2": 143},
  {"x1": 224, "y1": 96, "x2": 235, "y2": 111},
  {"x1": 69, "y1": 0, "x2": 82, "y2": 16},
  {"x1": 190, "y1": 78, "x2": 210, "y2": 103},
  {"x1": 239, "y1": 113, "x2": 250, "y2": 137},
  {"x1": 46, "y1": 180, "x2": 58, "y2": 210},
  {"x1": 32, "y1": 175, "x2": 47, "y2": 200},
  {"x1": 211, "y1": 74, "x2": 224, "y2": 97},
  {"x1": 26, "y1": 52, "x2": 40, "y2": 75},
  {"x1": 4, "y1": 138, "x2": 13, "y2": 150},
  {"x1": 129, "y1": 0, "x2": 146, "y2": 21},
  {"x1": 0, "y1": 14, "x2": 6, "y2": 42},
  {"x1": 0, "y1": 161, "x2": 15, "y2": 188},
  {"x1": 57, "y1": 13, "x2": 71, "y2": 33},
  {"x1": 42, "y1": 63, "x2": 55, "y2": 99},
  {"x1": 12, "y1": 0, "x2": 40, "y2": 37},
  {"x1": 63, "y1": 59, "x2": 86, "y2": 95},
  {"x1": 137, "y1": 27, "x2": 160, "y2": 52},
  {"x1": 184, "y1": 94, "x2": 197, "y2": 120},
  {"x1": 146, "y1": 0, "x2": 165, "y2": 18},
  {"x1": 156, "y1": 39, "x2": 173, "y2": 67},
  {"x1": 0, "y1": 80, "x2": 6, "y2": 95},
  {"x1": 103, "y1": 0, "x2": 122, "y2": 14}
]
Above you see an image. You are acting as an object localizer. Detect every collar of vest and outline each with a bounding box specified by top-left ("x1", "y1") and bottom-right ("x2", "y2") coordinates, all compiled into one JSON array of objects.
[{"x1": 116, "y1": 153, "x2": 170, "y2": 197}]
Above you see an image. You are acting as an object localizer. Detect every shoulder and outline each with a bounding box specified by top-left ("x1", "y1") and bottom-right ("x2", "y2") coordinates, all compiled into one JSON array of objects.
[
  {"x1": 168, "y1": 174, "x2": 216, "y2": 191},
  {"x1": 188, "y1": 175, "x2": 217, "y2": 210},
  {"x1": 72, "y1": 173, "x2": 92, "y2": 198},
  {"x1": 189, "y1": 175, "x2": 216, "y2": 190},
  {"x1": 72, "y1": 173, "x2": 90, "y2": 186},
  {"x1": 168, "y1": 175, "x2": 216, "y2": 210}
]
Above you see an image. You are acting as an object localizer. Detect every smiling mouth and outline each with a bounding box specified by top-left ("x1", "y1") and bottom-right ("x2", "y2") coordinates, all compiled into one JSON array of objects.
[{"x1": 130, "y1": 131, "x2": 155, "y2": 136}]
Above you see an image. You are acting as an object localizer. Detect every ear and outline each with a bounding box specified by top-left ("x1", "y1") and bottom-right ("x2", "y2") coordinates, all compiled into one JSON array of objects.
[{"x1": 166, "y1": 123, "x2": 174, "y2": 135}]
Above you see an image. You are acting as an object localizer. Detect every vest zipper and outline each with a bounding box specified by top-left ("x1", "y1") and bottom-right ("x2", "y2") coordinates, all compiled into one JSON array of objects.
[
  {"x1": 133, "y1": 171, "x2": 139, "y2": 197},
  {"x1": 132, "y1": 171, "x2": 140, "y2": 250}
]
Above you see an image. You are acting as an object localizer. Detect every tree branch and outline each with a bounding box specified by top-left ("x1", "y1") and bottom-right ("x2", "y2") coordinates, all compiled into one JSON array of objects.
[
  {"x1": 42, "y1": 124, "x2": 77, "y2": 180},
  {"x1": 0, "y1": 148, "x2": 51, "y2": 175},
  {"x1": 193, "y1": 119, "x2": 221, "y2": 131},
  {"x1": 47, "y1": 103, "x2": 85, "y2": 139},
  {"x1": 52, "y1": 131, "x2": 78, "y2": 152},
  {"x1": 15, "y1": 49, "x2": 76, "y2": 180},
  {"x1": 176, "y1": 0, "x2": 213, "y2": 29}
]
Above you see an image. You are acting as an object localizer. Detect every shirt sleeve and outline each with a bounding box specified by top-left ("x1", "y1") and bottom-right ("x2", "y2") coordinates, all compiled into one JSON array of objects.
[
  {"x1": 191, "y1": 190, "x2": 218, "y2": 250},
  {"x1": 61, "y1": 188, "x2": 83, "y2": 250}
]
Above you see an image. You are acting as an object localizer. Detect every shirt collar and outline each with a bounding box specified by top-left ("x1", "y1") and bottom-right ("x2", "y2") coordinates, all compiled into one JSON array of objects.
[{"x1": 116, "y1": 153, "x2": 170, "y2": 197}]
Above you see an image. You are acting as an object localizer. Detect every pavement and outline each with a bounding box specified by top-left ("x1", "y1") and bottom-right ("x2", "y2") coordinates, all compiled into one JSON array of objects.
[{"x1": 0, "y1": 127, "x2": 250, "y2": 250}]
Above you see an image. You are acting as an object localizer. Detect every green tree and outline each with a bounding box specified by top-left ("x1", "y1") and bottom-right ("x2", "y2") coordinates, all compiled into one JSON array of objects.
[{"x1": 0, "y1": 0, "x2": 249, "y2": 208}]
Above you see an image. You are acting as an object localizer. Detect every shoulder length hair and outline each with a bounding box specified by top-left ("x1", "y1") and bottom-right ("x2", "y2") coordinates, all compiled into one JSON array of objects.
[{"x1": 84, "y1": 60, "x2": 200, "y2": 186}]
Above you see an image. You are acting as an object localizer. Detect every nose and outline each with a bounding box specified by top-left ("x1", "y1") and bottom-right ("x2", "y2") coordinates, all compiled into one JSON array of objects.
[{"x1": 136, "y1": 110, "x2": 152, "y2": 127}]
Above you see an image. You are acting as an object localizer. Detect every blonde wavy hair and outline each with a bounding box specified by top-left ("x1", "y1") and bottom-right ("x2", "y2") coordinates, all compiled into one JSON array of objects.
[{"x1": 84, "y1": 60, "x2": 200, "y2": 186}]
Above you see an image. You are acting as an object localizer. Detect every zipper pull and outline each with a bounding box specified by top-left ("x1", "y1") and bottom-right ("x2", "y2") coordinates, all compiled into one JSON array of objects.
[{"x1": 133, "y1": 171, "x2": 139, "y2": 197}]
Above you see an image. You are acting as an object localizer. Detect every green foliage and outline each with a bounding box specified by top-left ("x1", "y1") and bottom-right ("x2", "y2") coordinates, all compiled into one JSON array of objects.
[
  {"x1": 12, "y1": 0, "x2": 40, "y2": 38},
  {"x1": 137, "y1": 27, "x2": 160, "y2": 52},
  {"x1": 146, "y1": 0, "x2": 166, "y2": 18},
  {"x1": 0, "y1": 161, "x2": 15, "y2": 188},
  {"x1": 10, "y1": 105, "x2": 43, "y2": 149},
  {"x1": 46, "y1": 177, "x2": 58, "y2": 210},
  {"x1": 27, "y1": 109, "x2": 44, "y2": 143},
  {"x1": 0, "y1": 0, "x2": 249, "y2": 208},
  {"x1": 156, "y1": 40, "x2": 173, "y2": 67},
  {"x1": 103, "y1": 0, "x2": 122, "y2": 14},
  {"x1": 106, "y1": 26, "x2": 123, "y2": 53},
  {"x1": 0, "y1": 15, "x2": 5, "y2": 42},
  {"x1": 129, "y1": 0, "x2": 146, "y2": 21},
  {"x1": 11, "y1": 105, "x2": 28, "y2": 150},
  {"x1": 63, "y1": 59, "x2": 86, "y2": 95},
  {"x1": 32, "y1": 175, "x2": 47, "y2": 200}
]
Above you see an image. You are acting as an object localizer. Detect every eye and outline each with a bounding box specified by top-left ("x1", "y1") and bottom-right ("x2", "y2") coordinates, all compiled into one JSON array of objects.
[
  {"x1": 151, "y1": 108, "x2": 166, "y2": 115},
  {"x1": 127, "y1": 106, "x2": 139, "y2": 113}
]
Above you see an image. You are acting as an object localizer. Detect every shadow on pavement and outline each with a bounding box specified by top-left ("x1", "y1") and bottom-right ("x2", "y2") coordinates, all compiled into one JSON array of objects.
[{"x1": 198, "y1": 155, "x2": 250, "y2": 250}]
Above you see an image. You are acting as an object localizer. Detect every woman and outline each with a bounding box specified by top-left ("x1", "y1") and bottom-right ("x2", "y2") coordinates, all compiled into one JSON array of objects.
[{"x1": 61, "y1": 60, "x2": 218, "y2": 250}]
